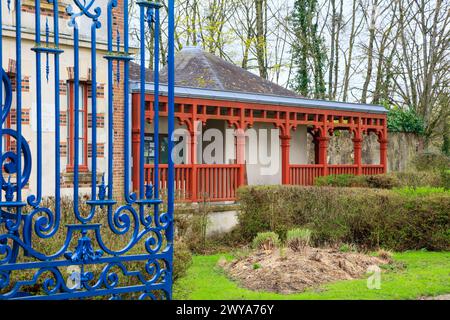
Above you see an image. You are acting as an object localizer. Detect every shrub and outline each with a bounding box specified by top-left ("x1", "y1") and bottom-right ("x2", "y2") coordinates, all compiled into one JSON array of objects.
[
  {"x1": 316, "y1": 171, "x2": 446, "y2": 189},
  {"x1": 411, "y1": 152, "x2": 450, "y2": 172},
  {"x1": 391, "y1": 171, "x2": 445, "y2": 188},
  {"x1": 286, "y1": 228, "x2": 312, "y2": 252},
  {"x1": 365, "y1": 175, "x2": 397, "y2": 189},
  {"x1": 174, "y1": 199, "x2": 211, "y2": 253},
  {"x1": 252, "y1": 232, "x2": 280, "y2": 250},
  {"x1": 315, "y1": 174, "x2": 367, "y2": 188},
  {"x1": 173, "y1": 239, "x2": 193, "y2": 282},
  {"x1": 237, "y1": 185, "x2": 450, "y2": 251},
  {"x1": 441, "y1": 170, "x2": 450, "y2": 191}
]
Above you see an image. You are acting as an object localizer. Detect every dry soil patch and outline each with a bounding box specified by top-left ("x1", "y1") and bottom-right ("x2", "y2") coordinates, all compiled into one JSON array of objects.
[{"x1": 223, "y1": 247, "x2": 390, "y2": 294}]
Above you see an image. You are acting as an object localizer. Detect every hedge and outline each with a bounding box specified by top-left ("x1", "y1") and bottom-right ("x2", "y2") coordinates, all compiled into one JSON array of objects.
[
  {"x1": 315, "y1": 171, "x2": 448, "y2": 189},
  {"x1": 237, "y1": 185, "x2": 450, "y2": 251}
]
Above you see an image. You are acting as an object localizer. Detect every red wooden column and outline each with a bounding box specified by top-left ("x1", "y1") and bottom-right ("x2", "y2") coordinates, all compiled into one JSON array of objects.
[
  {"x1": 131, "y1": 93, "x2": 142, "y2": 192},
  {"x1": 280, "y1": 135, "x2": 291, "y2": 184},
  {"x1": 317, "y1": 136, "x2": 329, "y2": 176},
  {"x1": 314, "y1": 139, "x2": 320, "y2": 164},
  {"x1": 189, "y1": 119, "x2": 199, "y2": 202},
  {"x1": 235, "y1": 124, "x2": 246, "y2": 187},
  {"x1": 353, "y1": 129, "x2": 363, "y2": 175}
]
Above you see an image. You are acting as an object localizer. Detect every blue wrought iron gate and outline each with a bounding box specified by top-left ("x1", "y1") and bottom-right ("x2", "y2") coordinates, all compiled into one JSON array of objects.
[{"x1": 0, "y1": 0, "x2": 175, "y2": 300}]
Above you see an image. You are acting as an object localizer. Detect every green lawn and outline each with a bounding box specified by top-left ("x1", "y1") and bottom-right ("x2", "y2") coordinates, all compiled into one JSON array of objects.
[{"x1": 173, "y1": 251, "x2": 450, "y2": 300}]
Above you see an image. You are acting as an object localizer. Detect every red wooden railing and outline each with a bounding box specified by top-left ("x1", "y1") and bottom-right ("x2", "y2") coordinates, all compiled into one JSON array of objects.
[
  {"x1": 197, "y1": 164, "x2": 241, "y2": 201},
  {"x1": 328, "y1": 165, "x2": 358, "y2": 175},
  {"x1": 362, "y1": 165, "x2": 384, "y2": 175},
  {"x1": 144, "y1": 164, "x2": 241, "y2": 202},
  {"x1": 145, "y1": 164, "x2": 192, "y2": 201},
  {"x1": 290, "y1": 165, "x2": 324, "y2": 186},
  {"x1": 144, "y1": 163, "x2": 385, "y2": 201}
]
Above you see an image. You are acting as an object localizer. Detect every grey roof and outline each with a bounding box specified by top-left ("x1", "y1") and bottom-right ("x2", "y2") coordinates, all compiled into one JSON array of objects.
[
  {"x1": 129, "y1": 61, "x2": 154, "y2": 83},
  {"x1": 130, "y1": 83, "x2": 388, "y2": 114},
  {"x1": 153, "y1": 46, "x2": 299, "y2": 97}
]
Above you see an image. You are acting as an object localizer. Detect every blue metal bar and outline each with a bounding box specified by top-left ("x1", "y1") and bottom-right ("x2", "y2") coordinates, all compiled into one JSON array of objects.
[
  {"x1": 90, "y1": 21, "x2": 98, "y2": 200},
  {"x1": 123, "y1": 0, "x2": 135, "y2": 203},
  {"x1": 167, "y1": 0, "x2": 175, "y2": 298},
  {"x1": 14, "y1": 0, "x2": 23, "y2": 231},
  {"x1": 153, "y1": 7, "x2": 160, "y2": 211},
  {"x1": 139, "y1": 5, "x2": 145, "y2": 200},
  {"x1": 106, "y1": 0, "x2": 116, "y2": 206},
  {"x1": 0, "y1": 0, "x2": 3, "y2": 202},
  {"x1": 29, "y1": 0, "x2": 43, "y2": 207},
  {"x1": 52, "y1": 0, "x2": 62, "y2": 234},
  {"x1": 73, "y1": 23, "x2": 81, "y2": 220}
]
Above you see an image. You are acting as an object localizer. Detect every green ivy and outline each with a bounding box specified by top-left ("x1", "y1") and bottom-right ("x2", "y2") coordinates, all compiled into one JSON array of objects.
[{"x1": 386, "y1": 106, "x2": 425, "y2": 135}]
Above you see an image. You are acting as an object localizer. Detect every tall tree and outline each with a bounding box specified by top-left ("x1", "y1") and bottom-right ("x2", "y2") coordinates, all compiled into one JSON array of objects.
[
  {"x1": 255, "y1": 0, "x2": 268, "y2": 79},
  {"x1": 290, "y1": 0, "x2": 326, "y2": 97}
]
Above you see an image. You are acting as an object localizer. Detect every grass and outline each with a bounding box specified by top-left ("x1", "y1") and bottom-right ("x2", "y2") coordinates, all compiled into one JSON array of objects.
[{"x1": 173, "y1": 251, "x2": 450, "y2": 300}]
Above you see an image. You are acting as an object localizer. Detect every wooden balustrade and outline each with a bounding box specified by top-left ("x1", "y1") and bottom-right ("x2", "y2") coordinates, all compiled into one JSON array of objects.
[
  {"x1": 144, "y1": 164, "x2": 241, "y2": 202},
  {"x1": 328, "y1": 165, "x2": 358, "y2": 176},
  {"x1": 290, "y1": 165, "x2": 324, "y2": 186},
  {"x1": 144, "y1": 163, "x2": 385, "y2": 201},
  {"x1": 362, "y1": 165, "x2": 384, "y2": 175}
]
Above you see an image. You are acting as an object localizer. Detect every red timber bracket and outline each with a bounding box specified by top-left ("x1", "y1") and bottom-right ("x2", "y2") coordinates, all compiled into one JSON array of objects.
[
  {"x1": 177, "y1": 107, "x2": 204, "y2": 202},
  {"x1": 227, "y1": 115, "x2": 252, "y2": 188},
  {"x1": 310, "y1": 124, "x2": 330, "y2": 176}
]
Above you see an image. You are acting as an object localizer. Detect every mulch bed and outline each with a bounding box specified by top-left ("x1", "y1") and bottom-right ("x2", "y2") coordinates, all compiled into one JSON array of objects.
[{"x1": 222, "y1": 247, "x2": 390, "y2": 294}]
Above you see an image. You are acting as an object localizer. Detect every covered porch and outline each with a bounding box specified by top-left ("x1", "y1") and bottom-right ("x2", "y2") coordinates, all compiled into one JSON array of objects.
[{"x1": 131, "y1": 85, "x2": 388, "y2": 203}]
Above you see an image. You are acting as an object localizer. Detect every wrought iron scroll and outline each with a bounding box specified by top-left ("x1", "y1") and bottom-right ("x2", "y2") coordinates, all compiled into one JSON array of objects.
[{"x1": 0, "y1": 0, "x2": 175, "y2": 300}]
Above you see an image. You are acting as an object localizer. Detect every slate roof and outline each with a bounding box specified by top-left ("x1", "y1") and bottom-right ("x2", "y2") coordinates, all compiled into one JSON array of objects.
[
  {"x1": 129, "y1": 61, "x2": 154, "y2": 83},
  {"x1": 130, "y1": 46, "x2": 299, "y2": 97}
]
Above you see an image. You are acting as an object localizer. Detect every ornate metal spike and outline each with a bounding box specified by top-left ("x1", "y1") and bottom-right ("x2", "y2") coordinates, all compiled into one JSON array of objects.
[
  {"x1": 146, "y1": 7, "x2": 155, "y2": 29},
  {"x1": 5, "y1": 176, "x2": 14, "y2": 202},
  {"x1": 45, "y1": 18, "x2": 50, "y2": 82},
  {"x1": 145, "y1": 183, "x2": 154, "y2": 200},
  {"x1": 98, "y1": 174, "x2": 107, "y2": 206}
]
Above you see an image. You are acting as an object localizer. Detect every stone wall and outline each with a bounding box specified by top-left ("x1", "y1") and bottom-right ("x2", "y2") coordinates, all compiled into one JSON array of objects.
[{"x1": 307, "y1": 132, "x2": 420, "y2": 172}]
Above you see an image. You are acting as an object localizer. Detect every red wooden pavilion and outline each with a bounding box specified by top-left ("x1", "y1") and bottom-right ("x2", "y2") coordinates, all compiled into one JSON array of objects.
[{"x1": 130, "y1": 47, "x2": 388, "y2": 202}]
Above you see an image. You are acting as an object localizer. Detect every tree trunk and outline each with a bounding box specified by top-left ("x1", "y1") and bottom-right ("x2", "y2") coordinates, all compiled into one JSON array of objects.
[{"x1": 255, "y1": 0, "x2": 268, "y2": 79}]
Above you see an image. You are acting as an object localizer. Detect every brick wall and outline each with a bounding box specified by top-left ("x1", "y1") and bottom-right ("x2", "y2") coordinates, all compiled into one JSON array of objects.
[{"x1": 112, "y1": 0, "x2": 126, "y2": 200}]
